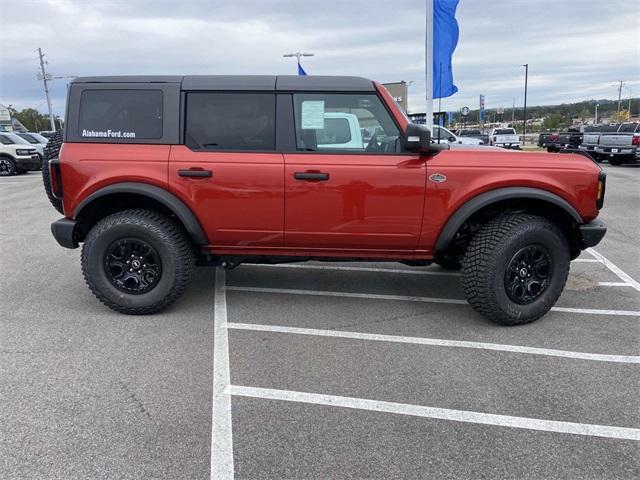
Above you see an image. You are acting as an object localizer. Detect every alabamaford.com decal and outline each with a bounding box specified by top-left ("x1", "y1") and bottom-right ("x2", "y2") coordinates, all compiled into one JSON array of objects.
[{"x1": 81, "y1": 129, "x2": 136, "y2": 138}]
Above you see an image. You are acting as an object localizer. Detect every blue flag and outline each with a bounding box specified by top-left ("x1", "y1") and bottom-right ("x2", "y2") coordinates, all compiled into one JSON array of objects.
[
  {"x1": 298, "y1": 62, "x2": 307, "y2": 76},
  {"x1": 433, "y1": 0, "x2": 459, "y2": 98}
]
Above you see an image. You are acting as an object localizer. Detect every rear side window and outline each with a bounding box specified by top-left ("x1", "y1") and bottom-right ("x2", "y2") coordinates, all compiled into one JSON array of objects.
[
  {"x1": 618, "y1": 123, "x2": 638, "y2": 133},
  {"x1": 78, "y1": 90, "x2": 163, "y2": 140},
  {"x1": 185, "y1": 93, "x2": 276, "y2": 151}
]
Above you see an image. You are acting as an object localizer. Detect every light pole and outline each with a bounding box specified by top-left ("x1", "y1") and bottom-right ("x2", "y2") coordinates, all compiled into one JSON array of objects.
[
  {"x1": 521, "y1": 64, "x2": 528, "y2": 146},
  {"x1": 628, "y1": 87, "x2": 633, "y2": 120},
  {"x1": 594, "y1": 103, "x2": 599, "y2": 125},
  {"x1": 616, "y1": 80, "x2": 624, "y2": 112},
  {"x1": 283, "y1": 52, "x2": 314, "y2": 74}
]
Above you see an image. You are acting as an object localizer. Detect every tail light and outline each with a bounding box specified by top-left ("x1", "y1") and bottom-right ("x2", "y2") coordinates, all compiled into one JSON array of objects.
[
  {"x1": 49, "y1": 158, "x2": 63, "y2": 199},
  {"x1": 550, "y1": 134, "x2": 558, "y2": 141},
  {"x1": 596, "y1": 171, "x2": 606, "y2": 210},
  {"x1": 632, "y1": 135, "x2": 639, "y2": 146}
]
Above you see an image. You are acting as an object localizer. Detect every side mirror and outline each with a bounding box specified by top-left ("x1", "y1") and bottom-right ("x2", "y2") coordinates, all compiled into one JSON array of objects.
[{"x1": 403, "y1": 123, "x2": 432, "y2": 153}]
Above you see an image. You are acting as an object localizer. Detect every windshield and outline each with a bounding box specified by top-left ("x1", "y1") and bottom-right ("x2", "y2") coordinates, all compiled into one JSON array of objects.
[
  {"x1": 5, "y1": 133, "x2": 31, "y2": 144},
  {"x1": 16, "y1": 133, "x2": 40, "y2": 144}
]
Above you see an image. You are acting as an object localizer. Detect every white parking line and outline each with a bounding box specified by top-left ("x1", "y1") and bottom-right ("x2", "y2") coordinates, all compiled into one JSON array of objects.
[
  {"x1": 246, "y1": 263, "x2": 461, "y2": 277},
  {"x1": 226, "y1": 322, "x2": 640, "y2": 364},
  {"x1": 587, "y1": 248, "x2": 640, "y2": 292},
  {"x1": 573, "y1": 258, "x2": 600, "y2": 263},
  {"x1": 598, "y1": 282, "x2": 634, "y2": 287},
  {"x1": 226, "y1": 385, "x2": 640, "y2": 441},
  {"x1": 225, "y1": 286, "x2": 640, "y2": 317},
  {"x1": 211, "y1": 269, "x2": 234, "y2": 480}
]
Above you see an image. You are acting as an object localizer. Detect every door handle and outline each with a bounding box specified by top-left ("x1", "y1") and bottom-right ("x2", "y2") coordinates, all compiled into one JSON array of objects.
[
  {"x1": 294, "y1": 172, "x2": 329, "y2": 181},
  {"x1": 178, "y1": 169, "x2": 212, "y2": 178}
]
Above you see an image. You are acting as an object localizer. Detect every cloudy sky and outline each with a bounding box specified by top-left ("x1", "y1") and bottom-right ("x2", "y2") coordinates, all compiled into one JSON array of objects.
[{"x1": 1, "y1": 0, "x2": 638, "y2": 116}]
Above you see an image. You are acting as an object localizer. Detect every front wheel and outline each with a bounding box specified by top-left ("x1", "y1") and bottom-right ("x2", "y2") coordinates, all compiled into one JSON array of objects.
[
  {"x1": 81, "y1": 209, "x2": 196, "y2": 314},
  {"x1": 0, "y1": 157, "x2": 17, "y2": 176},
  {"x1": 461, "y1": 214, "x2": 569, "y2": 326}
]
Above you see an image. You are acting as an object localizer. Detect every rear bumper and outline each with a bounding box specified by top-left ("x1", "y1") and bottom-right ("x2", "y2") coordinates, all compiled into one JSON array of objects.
[
  {"x1": 579, "y1": 219, "x2": 607, "y2": 248},
  {"x1": 51, "y1": 218, "x2": 79, "y2": 249},
  {"x1": 595, "y1": 146, "x2": 637, "y2": 156}
]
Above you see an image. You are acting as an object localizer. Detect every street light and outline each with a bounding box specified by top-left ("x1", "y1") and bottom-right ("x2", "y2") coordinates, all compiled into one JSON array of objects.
[
  {"x1": 283, "y1": 52, "x2": 314, "y2": 73},
  {"x1": 594, "y1": 103, "x2": 599, "y2": 125},
  {"x1": 521, "y1": 64, "x2": 528, "y2": 146}
]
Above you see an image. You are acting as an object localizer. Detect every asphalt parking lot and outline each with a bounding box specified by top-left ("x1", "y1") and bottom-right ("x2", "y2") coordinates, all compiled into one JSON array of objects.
[{"x1": 1, "y1": 164, "x2": 639, "y2": 479}]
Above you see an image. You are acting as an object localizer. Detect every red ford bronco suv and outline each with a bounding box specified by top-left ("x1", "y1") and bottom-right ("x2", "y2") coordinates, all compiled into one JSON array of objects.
[{"x1": 44, "y1": 75, "x2": 606, "y2": 325}]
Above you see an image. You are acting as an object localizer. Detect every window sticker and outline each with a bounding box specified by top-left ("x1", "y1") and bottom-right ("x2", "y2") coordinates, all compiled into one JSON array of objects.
[{"x1": 301, "y1": 100, "x2": 325, "y2": 129}]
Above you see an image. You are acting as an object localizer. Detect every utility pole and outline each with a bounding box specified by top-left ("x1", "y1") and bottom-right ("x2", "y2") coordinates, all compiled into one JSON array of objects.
[
  {"x1": 617, "y1": 80, "x2": 624, "y2": 112},
  {"x1": 628, "y1": 87, "x2": 633, "y2": 120},
  {"x1": 37, "y1": 48, "x2": 56, "y2": 131},
  {"x1": 521, "y1": 64, "x2": 528, "y2": 146},
  {"x1": 595, "y1": 103, "x2": 599, "y2": 125},
  {"x1": 512, "y1": 98, "x2": 515, "y2": 123}
]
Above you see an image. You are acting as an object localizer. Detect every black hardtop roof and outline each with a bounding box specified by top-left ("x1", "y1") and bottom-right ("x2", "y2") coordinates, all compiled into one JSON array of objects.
[{"x1": 71, "y1": 75, "x2": 375, "y2": 91}]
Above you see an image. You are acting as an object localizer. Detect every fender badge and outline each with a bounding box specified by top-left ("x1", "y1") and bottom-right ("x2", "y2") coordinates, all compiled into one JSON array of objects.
[{"x1": 429, "y1": 173, "x2": 447, "y2": 183}]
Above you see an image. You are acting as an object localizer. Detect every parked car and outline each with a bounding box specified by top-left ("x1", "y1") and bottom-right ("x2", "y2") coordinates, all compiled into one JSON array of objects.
[
  {"x1": 432, "y1": 125, "x2": 484, "y2": 145},
  {"x1": 487, "y1": 128, "x2": 520, "y2": 149},
  {"x1": 538, "y1": 131, "x2": 560, "y2": 152},
  {"x1": 555, "y1": 127, "x2": 583, "y2": 151},
  {"x1": 45, "y1": 74, "x2": 606, "y2": 326},
  {"x1": 457, "y1": 129, "x2": 489, "y2": 145},
  {"x1": 595, "y1": 122, "x2": 639, "y2": 165},
  {"x1": 0, "y1": 132, "x2": 40, "y2": 175},
  {"x1": 579, "y1": 124, "x2": 620, "y2": 161},
  {"x1": 14, "y1": 131, "x2": 48, "y2": 164}
]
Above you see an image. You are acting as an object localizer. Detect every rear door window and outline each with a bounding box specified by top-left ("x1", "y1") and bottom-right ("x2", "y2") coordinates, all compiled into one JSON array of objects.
[
  {"x1": 185, "y1": 93, "x2": 276, "y2": 151},
  {"x1": 78, "y1": 89, "x2": 163, "y2": 140}
]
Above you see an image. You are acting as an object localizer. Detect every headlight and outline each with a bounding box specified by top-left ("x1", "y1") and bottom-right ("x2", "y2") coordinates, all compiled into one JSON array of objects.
[{"x1": 16, "y1": 149, "x2": 32, "y2": 155}]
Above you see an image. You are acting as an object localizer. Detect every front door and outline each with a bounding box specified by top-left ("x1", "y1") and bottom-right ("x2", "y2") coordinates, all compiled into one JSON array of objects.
[
  {"x1": 169, "y1": 92, "x2": 284, "y2": 247},
  {"x1": 284, "y1": 92, "x2": 426, "y2": 250}
]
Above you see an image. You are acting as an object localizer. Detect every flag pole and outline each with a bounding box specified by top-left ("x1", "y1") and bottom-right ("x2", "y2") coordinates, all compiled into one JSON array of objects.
[{"x1": 425, "y1": 0, "x2": 434, "y2": 131}]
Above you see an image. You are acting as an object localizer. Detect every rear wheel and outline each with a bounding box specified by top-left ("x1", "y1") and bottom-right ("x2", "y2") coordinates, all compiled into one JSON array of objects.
[
  {"x1": 81, "y1": 209, "x2": 196, "y2": 314},
  {"x1": 0, "y1": 157, "x2": 17, "y2": 176},
  {"x1": 41, "y1": 131, "x2": 64, "y2": 213},
  {"x1": 461, "y1": 214, "x2": 569, "y2": 326}
]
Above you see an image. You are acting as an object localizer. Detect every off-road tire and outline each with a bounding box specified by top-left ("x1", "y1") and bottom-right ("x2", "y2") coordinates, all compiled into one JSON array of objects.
[
  {"x1": 41, "y1": 130, "x2": 64, "y2": 213},
  {"x1": 0, "y1": 157, "x2": 17, "y2": 176},
  {"x1": 461, "y1": 213, "x2": 570, "y2": 326},
  {"x1": 81, "y1": 209, "x2": 196, "y2": 314}
]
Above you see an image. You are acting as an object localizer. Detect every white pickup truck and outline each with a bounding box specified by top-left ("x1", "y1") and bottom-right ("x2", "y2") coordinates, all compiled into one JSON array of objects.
[
  {"x1": 595, "y1": 122, "x2": 639, "y2": 165},
  {"x1": 488, "y1": 128, "x2": 520, "y2": 149}
]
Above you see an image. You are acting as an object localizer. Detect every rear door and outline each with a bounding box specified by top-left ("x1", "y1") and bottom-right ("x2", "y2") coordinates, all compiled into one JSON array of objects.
[
  {"x1": 282, "y1": 92, "x2": 426, "y2": 250},
  {"x1": 169, "y1": 92, "x2": 284, "y2": 247}
]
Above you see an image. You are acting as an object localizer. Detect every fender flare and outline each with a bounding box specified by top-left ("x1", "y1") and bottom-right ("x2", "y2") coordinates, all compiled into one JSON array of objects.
[
  {"x1": 74, "y1": 182, "x2": 208, "y2": 245},
  {"x1": 434, "y1": 187, "x2": 583, "y2": 253}
]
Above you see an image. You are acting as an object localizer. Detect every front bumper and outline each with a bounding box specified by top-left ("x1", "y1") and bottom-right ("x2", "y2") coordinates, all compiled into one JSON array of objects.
[
  {"x1": 16, "y1": 154, "x2": 41, "y2": 171},
  {"x1": 51, "y1": 218, "x2": 79, "y2": 249},
  {"x1": 579, "y1": 219, "x2": 607, "y2": 248}
]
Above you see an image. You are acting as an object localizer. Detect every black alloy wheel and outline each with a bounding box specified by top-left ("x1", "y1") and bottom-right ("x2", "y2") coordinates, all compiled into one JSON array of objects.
[
  {"x1": 504, "y1": 245, "x2": 551, "y2": 305},
  {"x1": 103, "y1": 238, "x2": 162, "y2": 294}
]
